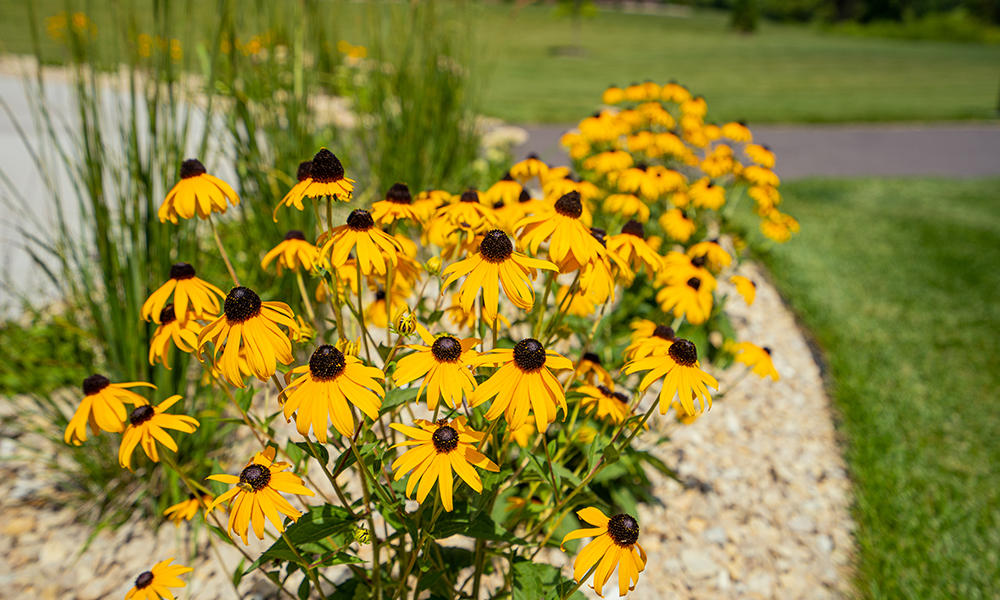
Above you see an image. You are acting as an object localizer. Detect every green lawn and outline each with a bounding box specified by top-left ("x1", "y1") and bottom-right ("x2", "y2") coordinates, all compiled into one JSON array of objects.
[
  {"x1": 474, "y1": 6, "x2": 1000, "y2": 123},
  {"x1": 754, "y1": 178, "x2": 1000, "y2": 598},
  {"x1": 2, "y1": 2, "x2": 999, "y2": 124}
]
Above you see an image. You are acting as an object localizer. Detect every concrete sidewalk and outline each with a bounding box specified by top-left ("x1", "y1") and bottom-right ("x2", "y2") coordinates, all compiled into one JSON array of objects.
[{"x1": 513, "y1": 122, "x2": 1000, "y2": 180}]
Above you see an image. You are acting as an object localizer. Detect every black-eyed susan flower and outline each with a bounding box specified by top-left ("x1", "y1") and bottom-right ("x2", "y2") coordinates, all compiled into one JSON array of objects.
[
  {"x1": 689, "y1": 178, "x2": 725, "y2": 210},
  {"x1": 579, "y1": 385, "x2": 633, "y2": 425},
  {"x1": 365, "y1": 288, "x2": 408, "y2": 329},
  {"x1": 749, "y1": 184, "x2": 781, "y2": 213},
  {"x1": 507, "y1": 420, "x2": 537, "y2": 448},
  {"x1": 119, "y1": 395, "x2": 199, "y2": 470},
  {"x1": 163, "y1": 493, "x2": 212, "y2": 527},
  {"x1": 321, "y1": 209, "x2": 404, "y2": 277},
  {"x1": 141, "y1": 263, "x2": 224, "y2": 324},
  {"x1": 601, "y1": 84, "x2": 625, "y2": 105},
  {"x1": 207, "y1": 447, "x2": 314, "y2": 544},
  {"x1": 444, "y1": 292, "x2": 511, "y2": 332},
  {"x1": 124, "y1": 558, "x2": 192, "y2": 600},
  {"x1": 760, "y1": 209, "x2": 799, "y2": 243},
  {"x1": 745, "y1": 143, "x2": 775, "y2": 168},
  {"x1": 742, "y1": 164, "x2": 779, "y2": 187},
  {"x1": 517, "y1": 192, "x2": 603, "y2": 271},
  {"x1": 393, "y1": 326, "x2": 479, "y2": 411},
  {"x1": 556, "y1": 283, "x2": 598, "y2": 317},
  {"x1": 260, "y1": 231, "x2": 320, "y2": 275},
  {"x1": 602, "y1": 193, "x2": 649, "y2": 223},
  {"x1": 471, "y1": 338, "x2": 573, "y2": 432},
  {"x1": 624, "y1": 338, "x2": 718, "y2": 417},
  {"x1": 148, "y1": 304, "x2": 205, "y2": 369},
  {"x1": 730, "y1": 275, "x2": 756, "y2": 305},
  {"x1": 656, "y1": 275, "x2": 714, "y2": 325},
  {"x1": 197, "y1": 286, "x2": 296, "y2": 387},
  {"x1": 624, "y1": 320, "x2": 675, "y2": 360},
  {"x1": 561, "y1": 507, "x2": 646, "y2": 598},
  {"x1": 661, "y1": 81, "x2": 691, "y2": 103},
  {"x1": 64, "y1": 375, "x2": 154, "y2": 445},
  {"x1": 371, "y1": 182, "x2": 422, "y2": 225},
  {"x1": 484, "y1": 173, "x2": 523, "y2": 206},
  {"x1": 584, "y1": 151, "x2": 633, "y2": 176},
  {"x1": 389, "y1": 417, "x2": 499, "y2": 512},
  {"x1": 158, "y1": 159, "x2": 239, "y2": 224},
  {"x1": 721, "y1": 120, "x2": 753, "y2": 143},
  {"x1": 297, "y1": 148, "x2": 354, "y2": 201},
  {"x1": 442, "y1": 229, "x2": 557, "y2": 322},
  {"x1": 732, "y1": 342, "x2": 779, "y2": 381},
  {"x1": 659, "y1": 208, "x2": 696, "y2": 243},
  {"x1": 280, "y1": 345, "x2": 384, "y2": 441},
  {"x1": 687, "y1": 239, "x2": 732, "y2": 272},
  {"x1": 571, "y1": 352, "x2": 614, "y2": 387},
  {"x1": 606, "y1": 221, "x2": 662, "y2": 275},
  {"x1": 510, "y1": 153, "x2": 549, "y2": 183}
]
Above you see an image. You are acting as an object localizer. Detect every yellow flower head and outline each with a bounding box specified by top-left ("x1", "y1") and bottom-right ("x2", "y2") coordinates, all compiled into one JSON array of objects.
[
  {"x1": 624, "y1": 320, "x2": 676, "y2": 361},
  {"x1": 163, "y1": 493, "x2": 212, "y2": 527},
  {"x1": 148, "y1": 303, "x2": 206, "y2": 369},
  {"x1": 624, "y1": 338, "x2": 718, "y2": 417},
  {"x1": 721, "y1": 120, "x2": 753, "y2": 143},
  {"x1": 389, "y1": 416, "x2": 500, "y2": 512},
  {"x1": 561, "y1": 507, "x2": 646, "y2": 598},
  {"x1": 601, "y1": 85, "x2": 625, "y2": 105},
  {"x1": 261, "y1": 231, "x2": 320, "y2": 275},
  {"x1": 655, "y1": 273, "x2": 714, "y2": 325},
  {"x1": 730, "y1": 275, "x2": 756, "y2": 305},
  {"x1": 659, "y1": 208, "x2": 696, "y2": 243},
  {"x1": 687, "y1": 239, "x2": 732, "y2": 273},
  {"x1": 322, "y1": 209, "x2": 404, "y2": 277},
  {"x1": 517, "y1": 192, "x2": 604, "y2": 272},
  {"x1": 661, "y1": 81, "x2": 691, "y2": 103},
  {"x1": 732, "y1": 341, "x2": 779, "y2": 381},
  {"x1": 742, "y1": 165, "x2": 780, "y2": 187},
  {"x1": 119, "y1": 395, "x2": 199, "y2": 470},
  {"x1": 371, "y1": 182, "x2": 422, "y2": 225},
  {"x1": 124, "y1": 558, "x2": 192, "y2": 600},
  {"x1": 571, "y1": 352, "x2": 614, "y2": 388},
  {"x1": 64, "y1": 375, "x2": 155, "y2": 445},
  {"x1": 602, "y1": 193, "x2": 649, "y2": 223},
  {"x1": 689, "y1": 178, "x2": 725, "y2": 210},
  {"x1": 207, "y1": 447, "x2": 314, "y2": 544},
  {"x1": 158, "y1": 159, "x2": 239, "y2": 224},
  {"x1": 364, "y1": 288, "x2": 409, "y2": 329},
  {"x1": 484, "y1": 173, "x2": 524, "y2": 206},
  {"x1": 141, "y1": 262, "x2": 224, "y2": 323},
  {"x1": 281, "y1": 345, "x2": 385, "y2": 441},
  {"x1": 606, "y1": 220, "x2": 663, "y2": 276},
  {"x1": 584, "y1": 151, "x2": 634, "y2": 176},
  {"x1": 271, "y1": 160, "x2": 314, "y2": 221},
  {"x1": 197, "y1": 286, "x2": 297, "y2": 387},
  {"x1": 394, "y1": 326, "x2": 479, "y2": 411},
  {"x1": 442, "y1": 229, "x2": 557, "y2": 323},
  {"x1": 510, "y1": 153, "x2": 549, "y2": 183},
  {"x1": 471, "y1": 338, "x2": 573, "y2": 432},
  {"x1": 578, "y1": 385, "x2": 633, "y2": 425},
  {"x1": 745, "y1": 143, "x2": 776, "y2": 168}
]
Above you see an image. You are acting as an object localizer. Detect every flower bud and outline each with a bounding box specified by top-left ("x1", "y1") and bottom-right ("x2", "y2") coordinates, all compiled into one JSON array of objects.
[
  {"x1": 424, "y1": 256, "x2": 442, "y2": 275},
  {"x1": 335, "y1": 337, "x2": 360, "y2": 357},
  {"x1": 395, "y1": 309, "x2": 417, "y2": 336}
]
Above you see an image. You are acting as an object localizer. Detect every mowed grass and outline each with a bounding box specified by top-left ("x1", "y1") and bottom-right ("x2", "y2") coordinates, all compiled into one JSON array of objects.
[
  {"x1": 2, "y1": 2, "x2": 999, "y2": 124},
  {"x1": 754, "y1": 178, "x2": 1000, "y2": 598},
  {"x1": 473, "y1": 6, "x2": 1000, "y2": 123}
]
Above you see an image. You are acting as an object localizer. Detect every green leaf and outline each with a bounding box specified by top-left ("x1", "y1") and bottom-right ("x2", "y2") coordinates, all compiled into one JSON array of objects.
[
  {"x1": 381, "y1": 386, "x2": 419, "y2": 414},
  {"x1": 297, "y1": 577, "x2": 311, "y2": 600},
  {"x1": 601, "y1": 444, "x2": 620, "y2": 463},
  {"x1": 511, "y1": 560, "x2": 585, "y2": 600},
  {"x1": 243, "y1": 505, "x2": 359, "y2": 575},
  {"x1": 431, "y1": 502, "x2": 526, "y2": 544},
  {"x1": 294, "y1": 441, "x2": 330, "y2": 465}
]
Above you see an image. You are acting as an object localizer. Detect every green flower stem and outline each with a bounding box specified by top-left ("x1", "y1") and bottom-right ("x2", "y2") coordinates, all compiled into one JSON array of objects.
[
  {"x1": 533, "y1": 271, "x2": 555, "y2": 338},
  {"x1": 208, "y1": 215, "x2": 240, "y2": 286},
  {"x1": 560, "y1": 562, "x2": 598, "y2": 600},
  {"x1": 349, "y1": 436, "x2": 383, "y2": 600},
  {"x1": 542, "y1": 438, "x2": 562, "y2": 505},
  {"x1": 280, "y1": 528, "x2": 324, "y2": 598},
  {"x1": 295, "y1": 269, "x2": 317, "y2": 325},
  {"x1": 542, "y1": 270, "x2": 582, "y2": 344},
  {"x1": 355, "y1": 259, "x2": 373, "y2": 361}
]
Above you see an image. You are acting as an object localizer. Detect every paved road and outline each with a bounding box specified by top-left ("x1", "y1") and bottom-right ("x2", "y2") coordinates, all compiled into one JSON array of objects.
[{"x1": 513, "y1": 122, "x2": 1000, "y2": 179}]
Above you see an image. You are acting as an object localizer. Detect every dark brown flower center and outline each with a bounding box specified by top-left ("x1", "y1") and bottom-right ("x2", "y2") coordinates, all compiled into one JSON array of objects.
[
  {"x1": 386, "y1": 182, "x2": 412, "y2": 204},
  {"x1": 763, "y1": 346, "x2": 772, "y2": 355},
  {"x1": 296, "y1": 160, "x2": 312, "y2": 182},
  {"x1": 284, "y1": 230, "x2": 306, "y2": 241},
  {"x1": 431, "y1": 336, "x2": 462, "y2": 363},
  {"x1": 621, "y1": 220, "x2": 645, "y2": 238},
  {"x1": 686, "y1": 277, "x2": 701, "y2": 291},
  {"x1": 134, "y1": 571, "x2": 154, "y2": 589},
  {"x1": 518, "y1": 189, "x2": 531, "y2": 203},
  {"x1": 375, "y1": 289, "x2": 386, "y2": 302},
  {"x1": 159, "y1": 303, "x2": 177, "y2": 324},
  {"x1": 612, "y1": 390, "x2": 630, "y2": 403},
  {"x1": 224, "y1": 287, "x2": 262, "y2": 323},
  {"x1": 513, "y1": 338, "x2": 546, "y2": 372},
  {"x1": 432, "y1": 425, "x2": 459, "y2": 453},
  {"x1": 597, "y1": 385, "x2": 614, "y2": 398},
  {"x1": 309, "y1": 345, "x2": 347, "y2": 380},
  {"x1": 554, "y1": 191, "x2": 583, "y2": 218},
  {"x1": 347, "y1": 209, "x2": 375, "y2": 231},
  {"x1": 582, "y1": 352, "x2": 601, "y2": 365},
  {"x1": 309, "y1": 149, "x2": 345, "y2": 183},
  {"x1": 652, "y1": 325, "x2": 675, "y2": 340},
  {"x1": 83, "y1": 373, "x2": 110, "y2": 396},
  {"x1": 480, "y1": 229, "x2": 513, "y2": 263},
  {"x1": 179, "y1": 159, "x2": 206, "y2": 179},
  {"x1": 668, "y1": 339, "x2": 698, "y2": 366},
  {"x1": 169, "y1": 262, "x2": 196, "y2": 280},
  {"x1": 608, "y1": 513, "x2": 639, "y2": 546},
  {"x1": 590, "y1": 227, "x2": 607, "y2": 247},
  {"x1": 239, "y1": 464, "x2": 271, "y2": 491},
  {"x1": 129, "y1": 404, "x2": 155, "y2": 426},
  {"x1": 460, "y1": 189, "x2": 480, "y2": 204},
  {"x1": 493, "y1": 200, "x2": 505, "y2": 209},
  {"x1": 690, "y1": 255, "x2": 707, "y2": 268},
  {"x1": 500, "y1": 172, "x2": 514, "y2": 181}
]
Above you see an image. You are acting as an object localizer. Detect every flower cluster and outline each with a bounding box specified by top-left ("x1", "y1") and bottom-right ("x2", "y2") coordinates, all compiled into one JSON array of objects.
[{"x1": 63, "y1": 81, "x2": 788, "y2": 599}]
